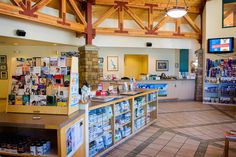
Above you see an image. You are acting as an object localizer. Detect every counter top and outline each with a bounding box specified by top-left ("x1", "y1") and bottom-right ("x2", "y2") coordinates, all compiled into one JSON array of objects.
[
  {"x1": 0, "y1": 110, "x2": 85, "y2": 129},
  {"x1": 100, "y1": 79, "x2": 195, "y2": 83},
  {"x1": 89, "y1": 89, "x2": 158, "y2": 110}
]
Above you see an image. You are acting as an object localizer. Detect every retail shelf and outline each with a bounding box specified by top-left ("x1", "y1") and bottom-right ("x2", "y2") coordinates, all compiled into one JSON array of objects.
[
  {"x1": 134, "y1": 114, "x2": 146, "y2": 120},
  {"x1": 0, "y1": 149, "x2": 57, "y2": 157},
  {"x1": 134, "y1": 103, "x2": 147, "y2": 109},
  {"x1": 115, "y1": 110, "x2": 131, "y2": 117},
  {"x1": 115, "y1": 121, "x2": 131, "y2": 129},
  {"x1": 89, "y1": 129, "x2": 112, "y2": 142},
  {"x1": 147, "y1": 99, "x2": 157, "y2": 104},
  {"x1": 147, "y1": 109, "x2": 157, "y2": 113}
]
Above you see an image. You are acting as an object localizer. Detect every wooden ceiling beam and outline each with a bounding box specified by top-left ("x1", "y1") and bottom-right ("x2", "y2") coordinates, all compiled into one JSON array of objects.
[
  {"x1": 95, "y1": 0, "x2": 202, "y2": 14},
  {"x1": 124, "y1": 6, "x2": 146, "y2": 30},
  {"x1": 0, "y1": 2, "x2": 85, "y2": 32},
  {"x1": 10, "y1": 0, "x2": 21, "y2": 7},
  {"x1": 93, "y1": 6, "x2": 118, "y2": 28},
  {"x1": 68, "y1": 0, "x2": 87, "y2": 25},
  {"x1": 32, "y1": 0, "x2": 52, "y2": 11},
  {"x1": 153, "y1": 16, "x2": 170, "y2": 31},
  {"x1": 96, "y1": 27, "x2": 200, "y2": 39},
  {"x1": 183, "y1": 14, "x2": 200, "y2": 33}
]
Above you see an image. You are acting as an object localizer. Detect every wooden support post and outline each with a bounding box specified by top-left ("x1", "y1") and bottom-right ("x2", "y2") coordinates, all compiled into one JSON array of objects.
[
  {"x1": 57, "y1": 0, "x2": 70, "y2": 26},
  {"x1": 114, "y1": 1, "x2": 128, "y2": 33},
  {"x1": 85, "y1": 0, "x2": 95, "y2": 45},
  {"x1": 145, "y1": 4, "x2": 158, "y2": 30}
]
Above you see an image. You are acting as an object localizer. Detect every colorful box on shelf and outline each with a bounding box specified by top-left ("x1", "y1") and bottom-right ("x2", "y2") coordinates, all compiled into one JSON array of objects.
[
  {"x1": 6, "y1": 57, "x2": 79, "y2": 115},
  {"x1": 204, "y1": 59, "x2": 236, "y2": 105}
]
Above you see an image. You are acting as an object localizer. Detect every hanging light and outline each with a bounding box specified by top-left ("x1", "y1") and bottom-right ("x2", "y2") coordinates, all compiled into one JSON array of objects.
[{"x1": 166, "y1": 0, "x2": 188, "y2": 18}]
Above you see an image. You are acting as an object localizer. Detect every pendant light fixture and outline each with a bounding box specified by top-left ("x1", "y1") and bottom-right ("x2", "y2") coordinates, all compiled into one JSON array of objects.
[{"x1": 166, "y1": 0, "x2": 188, "y2": 18}]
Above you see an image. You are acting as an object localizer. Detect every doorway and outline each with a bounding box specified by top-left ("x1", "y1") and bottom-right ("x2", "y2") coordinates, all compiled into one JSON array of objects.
[{"x1": 124, "y1": 54, "x2": 148, "y2": 80}]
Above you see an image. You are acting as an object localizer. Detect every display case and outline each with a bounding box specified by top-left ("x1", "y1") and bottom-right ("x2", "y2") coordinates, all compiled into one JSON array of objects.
[
  {"x1": 6, "y1": 57, "x2": 79, "y2": 115},
  {"x1": 203, "y1": 58, "x2": 236, "y2": 105},
  {"x1": 87, "y1": 89, "x2": 158, "y2": 157},
  {"x1": 0, "y1": 111, "x2": 85, "y2": 157}
]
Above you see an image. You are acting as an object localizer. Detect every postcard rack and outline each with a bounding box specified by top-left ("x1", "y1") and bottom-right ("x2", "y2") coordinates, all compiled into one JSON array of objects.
[{"x1": 6, "y1": 56, "x2": 79, "y2": 115}]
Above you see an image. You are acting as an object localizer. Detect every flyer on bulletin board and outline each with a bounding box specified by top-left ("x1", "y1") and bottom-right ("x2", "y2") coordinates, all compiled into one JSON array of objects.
[
  {"x1": 69, "y1": 73, "x2": 79, "y2": 106},
  {"x1": 66, "y1": 119, "x2": 84, "y2": 157}
]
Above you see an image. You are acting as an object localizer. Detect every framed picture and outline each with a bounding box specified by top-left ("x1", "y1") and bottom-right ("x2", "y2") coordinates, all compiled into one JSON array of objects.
[
  {"x1": 0, "y1": 55, "x2": 7, "y2": 64},
  {"x1": 0, "y1": 64, "x2": 7, "y2": 71},
  {"x1": 156, "y1": 60, "x2": 169, "y2": 71},
  {"x1": 107, "y1": 56, "x2": 119, "y2": 71},
  {"x1": 0, "y1": 71, "x2": 8, "y2": 80}
]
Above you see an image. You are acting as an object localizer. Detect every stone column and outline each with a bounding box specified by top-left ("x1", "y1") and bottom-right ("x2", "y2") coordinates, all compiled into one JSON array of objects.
[
  {"x1": 78, "y1": 45, "x2": 99, "y2": 90},
  {"x1": 195, "y1": 49, "x2": 204, "y2": 101}
]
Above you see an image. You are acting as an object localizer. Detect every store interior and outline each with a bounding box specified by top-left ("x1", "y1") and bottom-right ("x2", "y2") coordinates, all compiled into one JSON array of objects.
[{"x1": 0, "y1": 0, "x2": 236, "y2": 157}]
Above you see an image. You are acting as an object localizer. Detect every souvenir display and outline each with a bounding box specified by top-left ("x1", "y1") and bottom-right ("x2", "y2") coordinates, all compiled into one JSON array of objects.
[
  {"x1": 0, "y1": 134, "x2": 51, "y2": 156},
  {"x1": 204, "y1": 59, "x2": 236, "y2": 105},
  {"x1": 8, "y1": 57, "x2": 72, "y2": 107}
]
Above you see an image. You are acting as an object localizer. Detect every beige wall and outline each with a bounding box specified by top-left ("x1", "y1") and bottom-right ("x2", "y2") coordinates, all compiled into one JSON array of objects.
[
  {"x1": 204, "y1": 0, "x2": 236, "y2": 59},
  {"x1": 0, "y1": 46, "x2": 77, "y2": 99}
]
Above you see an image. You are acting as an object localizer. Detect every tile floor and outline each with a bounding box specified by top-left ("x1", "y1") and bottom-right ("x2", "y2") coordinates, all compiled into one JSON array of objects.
[{"x1": 105, "y1": 101, "x2": 236, "y2": 157}]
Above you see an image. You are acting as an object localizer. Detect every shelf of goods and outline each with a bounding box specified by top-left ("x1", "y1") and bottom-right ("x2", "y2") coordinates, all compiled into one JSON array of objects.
[
  {"x1": 88, "y1": 89, "x2": 158, "y2": 157},
  {"x1": 204, "y1": 58, "x2": 236, "y2": 106},
  {"x1": 0, "y1": 111, "x2": 85, "y2": 157},
  {"x1": 7, "y1": 56, "x2": 79, "y2": 115}
]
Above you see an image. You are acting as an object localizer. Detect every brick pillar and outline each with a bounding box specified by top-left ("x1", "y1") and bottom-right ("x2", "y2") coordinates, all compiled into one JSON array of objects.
[
  {"x1": 195, "y1": 49, "x2": 204, "y2": 101},
  {"x1": 79, "y1": 45, "x2": 99, "y2": 90}
]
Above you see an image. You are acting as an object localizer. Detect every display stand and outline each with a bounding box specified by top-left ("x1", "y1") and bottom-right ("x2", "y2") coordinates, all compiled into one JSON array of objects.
[
  {"x1": 203, "y1": 58, "x2": 236, "y2": 106},
  {"x1": 81, "y1": 89, "x2": 158, "y2": 157},
  {"x1": 0, "y1": 111, "x2": 85, "y2": 157},
  {"x1": 6, "y1": 57, "x2": 79, "y2": 115}
]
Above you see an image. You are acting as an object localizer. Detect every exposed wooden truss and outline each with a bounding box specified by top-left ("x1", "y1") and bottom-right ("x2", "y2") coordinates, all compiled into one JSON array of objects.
[
  {"x1": 0, "y1": 0, "x2": 203, "y2": 41},
  {"x1": 0, "y1": 0, "x2": 86, "y2": 32},
  {"x1": 93, "y1": 1, "x2": 201, "y2": 40}
]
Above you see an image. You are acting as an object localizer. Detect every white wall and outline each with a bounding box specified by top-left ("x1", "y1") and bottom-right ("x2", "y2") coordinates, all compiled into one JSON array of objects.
[
  {"x1": 0, "y1": 46, "x2": 77, "y2": 98},
  {"x1": 0, "y1": 16, "x2": 85, "y2": 46},
  {"x1": 98, "y1": 47, "x2": 197, "y2": 78}
]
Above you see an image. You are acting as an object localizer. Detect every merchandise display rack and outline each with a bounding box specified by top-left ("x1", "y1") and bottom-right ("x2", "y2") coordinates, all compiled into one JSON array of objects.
[
  {"x1": 203, "y1": 58, "x2": 236, "y2": 106},
  {"x1": 6, "y1": 57, "x2": 79, "y2": 115},
  {"x1": 88, "y1": 89, "x2": 158, "y2": 157}
]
